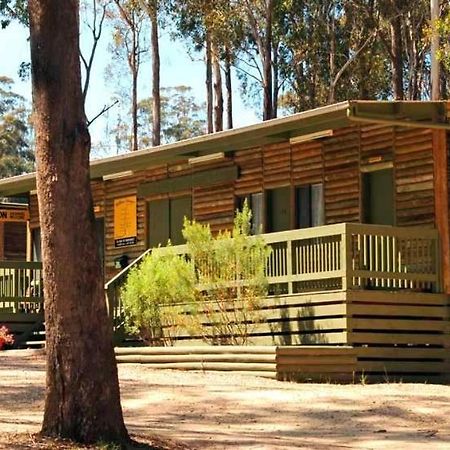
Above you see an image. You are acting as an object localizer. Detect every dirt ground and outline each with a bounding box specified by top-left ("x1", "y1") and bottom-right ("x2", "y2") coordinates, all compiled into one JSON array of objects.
[{"x1": 1, "y1": 350, "x2": 450, "y2": 450}]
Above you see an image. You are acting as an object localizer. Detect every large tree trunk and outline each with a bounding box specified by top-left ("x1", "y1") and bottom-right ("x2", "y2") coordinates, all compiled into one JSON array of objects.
[
  {"x1": 151, "y1": 3, "x2": 161, "y2": 146},
  {"x1": 205, "y1": 32, "x2": 213, "y2": 134},
  {"x1": 28, "y1": 0, "x2": 129, "y2": 444},
  {"x1": 212, "y1": 43, "x2": 223, "y2": 132}
]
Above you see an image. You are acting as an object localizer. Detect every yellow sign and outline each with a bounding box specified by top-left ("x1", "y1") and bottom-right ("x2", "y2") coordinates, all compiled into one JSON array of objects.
[
  {"x1": 114, "y1": 196, "x2": 137, "y2": 247},
  {"x1": 0, "y1": 209, "x2": 29, "y2": 222}
]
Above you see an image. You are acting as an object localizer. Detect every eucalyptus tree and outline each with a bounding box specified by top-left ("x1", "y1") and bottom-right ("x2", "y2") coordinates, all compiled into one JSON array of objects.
[
  {"x1": 27, "y1": 0, "x2": 129, "y2": 443},
  {"x1": 110, "y1": 0, "x2": 148, "y2": 151},
  {"x1": 137, "y1": 85, "x2": 206, "y2": 145},
  {"x1": 0, "y1": 76, "x2": 34, "y2": 177}
]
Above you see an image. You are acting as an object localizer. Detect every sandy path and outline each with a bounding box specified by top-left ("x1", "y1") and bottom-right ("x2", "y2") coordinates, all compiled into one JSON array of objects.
[{"x1": 1, "y1": 350, "x2": 450, "y2": 449}]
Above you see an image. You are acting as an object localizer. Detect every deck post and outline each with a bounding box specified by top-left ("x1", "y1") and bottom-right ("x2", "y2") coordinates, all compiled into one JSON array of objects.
[{"x1": 340, "y1": 224, "x2": 352, "y2": 291}]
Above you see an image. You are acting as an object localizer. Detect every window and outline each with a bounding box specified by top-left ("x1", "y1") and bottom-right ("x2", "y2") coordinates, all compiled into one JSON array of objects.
[
  {"x1": 236, "y1": 192, "x2": 264, "y2": 234},
  {"x1": 148, "y1": 196, "x2": 192, "y2": 248},
  {"x1": 32, "y1": 228, "x2": 42, "y2": 262},
  {"x1": 295, "y1": 183, "x2": 324, "y2": 228}
]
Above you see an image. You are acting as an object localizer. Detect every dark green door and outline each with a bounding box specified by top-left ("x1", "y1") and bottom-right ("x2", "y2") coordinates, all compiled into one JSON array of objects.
[
  {"x1": 363, "y1": 169, "x2": 394, "y2": 225},
  {"x1": 148, "y1": 199, "x2": 170, "y2": 248},
  {"x1": 170, "y1": 196, "x2": 192, "y2": 245},
  {"x1": 266, "y1": 186, "x2": 291, "y2": 232}
]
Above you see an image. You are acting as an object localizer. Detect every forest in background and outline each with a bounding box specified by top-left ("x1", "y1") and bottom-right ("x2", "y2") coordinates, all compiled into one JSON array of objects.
[{"x1": 1, "y1": 0, "x2": 450, "y2": 168}]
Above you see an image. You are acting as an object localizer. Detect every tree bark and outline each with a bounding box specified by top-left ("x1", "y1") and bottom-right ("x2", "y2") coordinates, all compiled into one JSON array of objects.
[
  {"x1": 206, "y1": 32, "x2": 213, "y2": 134},
  {"x1": 131, "y1": 21, "x2": 139, "y2": 151},
  {"x1": 390, "y1": 2, "x2": 404, "y2": 100},
  {"x1": 262, "y1": 0, "x2": 273, "y2": 121},
  {"x1": 150, "y1": 2, "x2": 161, "y2": 146},
  {"x1": 225, "y1": 46, "x2": 233, "y2": 129},
  {"x1": 212, "y1": 43, "x2": 223, "y2": 132},
  {"x1": 28, "y1": 0, "x2": 129, "y2": 444}
]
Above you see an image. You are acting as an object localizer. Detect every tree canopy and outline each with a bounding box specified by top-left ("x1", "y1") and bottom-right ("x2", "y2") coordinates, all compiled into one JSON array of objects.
[{"x1": 0, "y1": 76, "x2": 34, "y2": 178}]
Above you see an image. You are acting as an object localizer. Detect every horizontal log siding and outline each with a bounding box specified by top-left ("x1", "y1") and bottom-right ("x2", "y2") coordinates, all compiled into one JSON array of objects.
[
  {"x1": 291, "y1": 140, "x2": 323, "y2": 186},
  {"x1": 4, "y1": 222, "x2": 26, "y2": 260},
  {"x1": 23, "y1": 124, "x2": 439, "y2": 281},
  {"x1": 234, "y1": 147, "x2": 263, "y2": 196},
  {"x1": 91, "y1": 180, "x2": 106, "y2": 217},
  {"x1": 193, "y1": 183, "x2": 235, "y2": 233},
  {"x1": 324, "y1": 127, "x2": 360, "y2": 223},
  {"x1": 395, "y1": 128, "x2": 435, "y2": 227},
  {"x1": 263, "y1": 142, "x2": 291, "y2": 188},
  {"x1": 29, "y1": 194, "x2": 39, "y2": 229}
]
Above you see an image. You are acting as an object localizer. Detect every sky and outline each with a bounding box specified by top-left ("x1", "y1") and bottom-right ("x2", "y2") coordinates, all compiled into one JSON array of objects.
[{"x1": 0, "y1": 16, "x2": 260, "y2": 157}]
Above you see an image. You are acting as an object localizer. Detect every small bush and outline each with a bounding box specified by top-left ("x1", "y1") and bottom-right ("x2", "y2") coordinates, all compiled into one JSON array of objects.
[
  {"x1": 121, "y1": 201, "x2": 271, "y2": 346},
  {"x1": 121, "y1": 248, "x2": 196, "y2": 346},
  {"x1": 183, "y1": 201, "x2": 271, "y2": 344}
]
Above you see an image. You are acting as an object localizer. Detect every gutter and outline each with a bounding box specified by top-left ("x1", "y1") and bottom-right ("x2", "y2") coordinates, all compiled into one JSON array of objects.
[{"x1": 346, "y1": 104, "x2": 450, "y2": 130}]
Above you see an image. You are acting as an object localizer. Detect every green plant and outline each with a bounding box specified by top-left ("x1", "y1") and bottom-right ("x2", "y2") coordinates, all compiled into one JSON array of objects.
[
  {"x1": 182, "y1": 201, "x2": 271, "y2": 345},
  {"x1": 121, "y1": 247, "x2": 196, "y2": 346},
  {"x1": 0, "y1": 325, "x2": 14, "y2": 350}
]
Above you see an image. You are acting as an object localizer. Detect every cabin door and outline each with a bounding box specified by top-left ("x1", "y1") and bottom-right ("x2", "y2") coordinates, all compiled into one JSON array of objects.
[{"x1": 362, "y1": 168, "x2": 395, "y2": 226}]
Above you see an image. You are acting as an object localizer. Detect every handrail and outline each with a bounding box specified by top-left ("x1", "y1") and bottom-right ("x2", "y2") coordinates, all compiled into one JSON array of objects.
[
  {"x1": 104, "y1": 248, "x2": 152, "y2": 322},
  {"x1": 103, "y1": 222, "x2": 442, "y2": 329}
]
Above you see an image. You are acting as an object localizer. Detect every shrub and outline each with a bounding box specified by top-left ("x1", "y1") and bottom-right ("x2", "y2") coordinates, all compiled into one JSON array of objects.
[
  {"x1": 0, "y1": 325, "x2": 14, "y2": 350},
  {"x1": 121, "y1": 201, "x2": 271, "y2": 346},
  {"x1": 121, "y1": 248, "x2": 196, "y2": 346},
  {"x1": 182, "y1": 201, "x2": 271, "y2": 344}
]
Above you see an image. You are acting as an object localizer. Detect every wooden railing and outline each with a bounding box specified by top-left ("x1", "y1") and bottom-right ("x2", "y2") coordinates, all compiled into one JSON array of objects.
[
  {"x1": 262, "y1": 223, "x2": 441, "y2": 294},
  {"x1": 0, "y1": 261, "x2": 44, "y2": 313},
  {"x1": 105, "y1": 249, "x2": 151, "y2": 325},
  {"x1": 104, "y1": 223, "x2": 442, "y2": 327}
]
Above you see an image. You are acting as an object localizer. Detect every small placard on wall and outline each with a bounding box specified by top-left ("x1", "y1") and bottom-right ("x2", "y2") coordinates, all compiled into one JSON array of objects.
[{"x1": 114, "y1": 196, "x2": 137, "y2": 247}]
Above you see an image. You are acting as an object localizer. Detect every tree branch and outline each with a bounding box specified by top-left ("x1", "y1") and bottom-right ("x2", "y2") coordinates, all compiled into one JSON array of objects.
[{"x1": 87, "y1": 99, "x2": 119, "y2": 127}]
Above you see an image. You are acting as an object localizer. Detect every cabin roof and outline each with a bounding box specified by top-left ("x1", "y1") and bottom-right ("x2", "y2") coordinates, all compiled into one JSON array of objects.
[{"x1": 0, "y1": 100, "x2": 449, "y2": 197}]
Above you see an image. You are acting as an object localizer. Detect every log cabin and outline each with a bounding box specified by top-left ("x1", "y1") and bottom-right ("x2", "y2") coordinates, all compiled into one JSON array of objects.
[{"x1": 0, "y1": 100, "x2": 449, "y2": 382}]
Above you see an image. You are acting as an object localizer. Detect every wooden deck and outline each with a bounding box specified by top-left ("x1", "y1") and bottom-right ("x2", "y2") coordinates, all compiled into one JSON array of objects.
[{"x1": 1, "y1": 223, "x2": 449, "y2": 382}]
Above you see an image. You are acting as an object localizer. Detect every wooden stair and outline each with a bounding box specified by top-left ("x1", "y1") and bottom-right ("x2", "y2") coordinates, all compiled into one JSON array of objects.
[{"x1": 115, "y1": 346, "x2": 278, "y2": 378}]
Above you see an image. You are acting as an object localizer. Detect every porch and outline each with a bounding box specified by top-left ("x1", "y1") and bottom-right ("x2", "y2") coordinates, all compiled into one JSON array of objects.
[
  {"x1": 1, "y1": 223, "x2": 448, "y2": 382},
  {"x1": 104, "y1": 222, "x2": 448, "y2": 382}
]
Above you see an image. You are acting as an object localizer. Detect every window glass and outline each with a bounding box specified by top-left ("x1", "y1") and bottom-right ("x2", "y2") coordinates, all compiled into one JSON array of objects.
[
  {"x1": 311, "y1": 183, "x2": 325, "y2": 227},
  {"x1": 32, "y1": 228, "x2": 42, "y2": 262},
  {"x1": 295, "y1": 183, "x2": 324, "y2": 229}
]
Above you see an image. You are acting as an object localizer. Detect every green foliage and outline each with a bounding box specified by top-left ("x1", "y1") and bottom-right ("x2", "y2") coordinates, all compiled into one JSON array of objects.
[
  {"x1": 121, "y1": 201, "x2": 270, "y2": 346},
  {"x1": 121, "y1": 247, "x2": 196, "y2": 345},
  {"x1": 0, "y1": 76, "x2": 34, "y2": 178},
  {"x1": 182, "y1": 201, "x2": 271, "y2": 345},
  {"x1": 0, "y1": 0, "x2": 28, "y2": 28},
  {"x1": 137, "y1": 86, "x2": 206, "y2": 146},
  {"x1": 436, "y1": 11, "x2": 450, "y2": 71}
]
